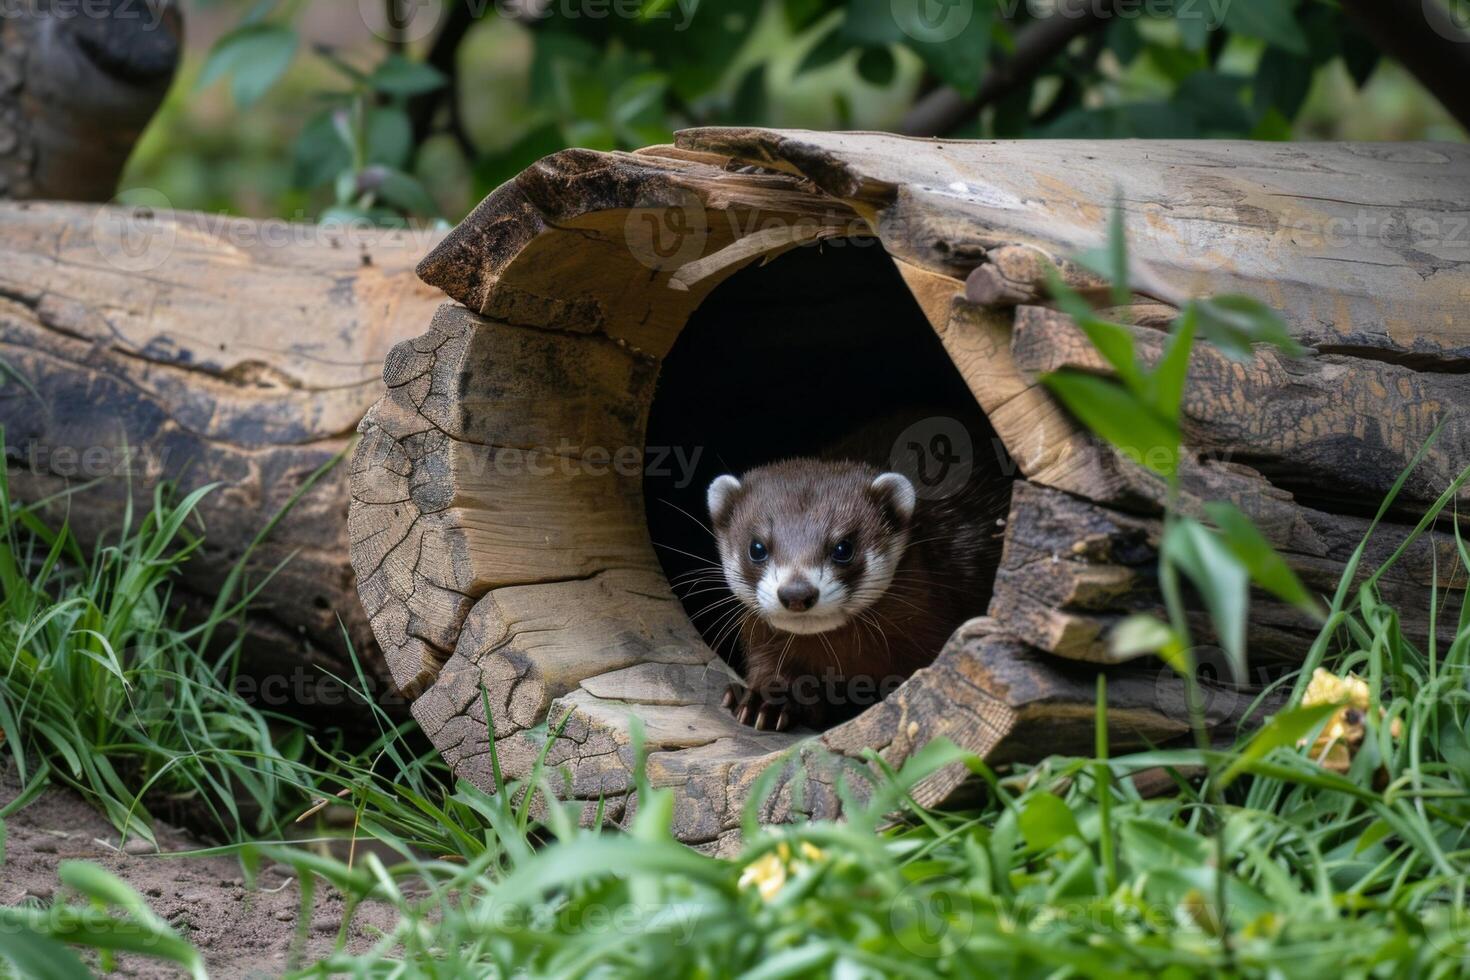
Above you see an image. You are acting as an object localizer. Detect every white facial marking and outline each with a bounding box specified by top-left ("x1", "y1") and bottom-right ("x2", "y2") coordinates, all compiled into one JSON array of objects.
[{"x1": 754, "y1": 563, "x2": 854, "y2": 635}]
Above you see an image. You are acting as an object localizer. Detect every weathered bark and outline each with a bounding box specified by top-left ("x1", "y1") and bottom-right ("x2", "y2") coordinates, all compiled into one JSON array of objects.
[
  {"x1": 345, "y1": 130, "x2": 1470, "y2": 845},
  {"x1": 0, "y1": 1, "x2": 180, "y2": 202},
  {"x1": 0, "y1": 201, "x2": 443, "y2": 695}
]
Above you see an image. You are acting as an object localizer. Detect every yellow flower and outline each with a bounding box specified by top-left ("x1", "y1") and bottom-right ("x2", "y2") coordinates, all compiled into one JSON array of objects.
[
  {"x1": 1300, "y1": 668, "x2": 1399, "y2": 772},
  {"x1": 739, "y1": 850, "x2": 788, "y2": 901},
  {"x1": 738, "y1": 841, "x2": 827, "y2": 901}
]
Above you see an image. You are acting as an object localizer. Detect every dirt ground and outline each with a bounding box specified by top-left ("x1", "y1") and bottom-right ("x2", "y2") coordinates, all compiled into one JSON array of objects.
[{"x1": 0, "y1": 767, "x2": 400, "y2": 978}]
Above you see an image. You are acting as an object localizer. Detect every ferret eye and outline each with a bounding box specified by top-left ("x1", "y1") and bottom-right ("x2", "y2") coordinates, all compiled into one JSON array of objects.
[
  {"x1": 748, "y1": 539, "x2": 768, "y2": 562},
  {"x1": 831, "y1": 539, "x2": 854, "y2": 564}
]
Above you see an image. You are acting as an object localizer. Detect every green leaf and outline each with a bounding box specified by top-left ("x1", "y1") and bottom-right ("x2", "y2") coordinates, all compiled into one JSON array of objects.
[
  {"x1": 856, "y1": 46, "x2": 897, "y2": 86},
  {"x1": 1191, "y1": 294, "x2": 1306, "y2": 361},
  {"x1": 366, "y1": 107, "x2": 414, "y2": 169},
  {"x1": 841, "y1": 0, "x2": 905, "y2": 45},
  {"x1": 1254, "y1": 46, "x2": 1313, "y2": 120},
  {"x1": 1174, "y1": 70, "x2": 1255, "y2": 136},
  {"x1": 0, "y1": 919, "x2": 94, "y2": 980},
  {"x1": 1019, "y1": 792, "x2": 1081, "y2": 851},
  {"x1": 1174, "y1": 4, "x2": 1215, "y2": 51},
  {"x1": 1223, "y1": 0, "x2": 1310, "y2": 55},
  {"x1": 1354, "y1": 818, "x2": 1392, "y2": 854},
  {"x1": 1107, "y1": 17, "x2": 1143, "y2": 65},
  {"x1": 362, "y1": 167, "x2": 439, "y2": 218},
  {"x1": 1120, "y1": 817, "x2": 1210, "y2": 870},
  {"x1": 783, "y1": 0, "x2": 826, "y2": 30},
  {"x1": 1041, "y1": 370, "x2": 1180, "y2": 476},
  {"x1": 530, "y1": 31, "x2": 601, "y2": 106},
  {"x1": 1203, "y1": 501, "x2": 1321, "y2": 615},
  {"x1": 293, "y1": 111, "x2": 351, "y2": 189},
  {"x1": 1164, "y1": 518, "x2": 1249, "y2": 682},
  {"x1": 796, "y1": 27, "x2": 851, "y2": 75},
  {"x1": 1077, "y1": 317, "x2": 1143, "y2": 389},
  {"x1": 1218, "y1": 702, "x2": 1343, "y2": 787},
  {"x1": 1071, "y1": 197, "x2": 1131, "y2": 307},
  {"x1": 1110, "y1": 614, "x2": 1188, "y2": 672},
  {"x1": 1144, "y1": 306, "x2": 1197, "y2": 423},
  {"x1": 198, "y1": 23, "x2": 298, "y2": 109},
  {"x1": 369, "y1": 54, "x2": 447, "y2": 97},
  {"x1": 610, "y1": 72, "x2": 671, "y2": 133},
  {"x1": 903, "y1": 0, "x2": 995, "y2": 96},
  {"x1": 1250, "y1": 107, "x2": 1295, "y2": 141}
]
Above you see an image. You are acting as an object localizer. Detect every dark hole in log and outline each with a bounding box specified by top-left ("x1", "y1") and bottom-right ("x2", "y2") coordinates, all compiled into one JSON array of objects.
[{"x1": 644, "y1": 239, "x2": 1011, "y2": 689}]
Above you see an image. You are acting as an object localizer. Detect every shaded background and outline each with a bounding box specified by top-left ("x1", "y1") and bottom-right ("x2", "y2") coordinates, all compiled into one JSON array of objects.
[{"x1": 122, "y1": 0, "x2": 1468, "y2": 226}]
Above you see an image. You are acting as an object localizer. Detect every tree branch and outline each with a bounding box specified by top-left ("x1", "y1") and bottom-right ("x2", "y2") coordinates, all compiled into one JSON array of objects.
[
  {"x1": 408, "y1": 0, "x2": 478, "y2": 150},
  {"x1": 897, "y1": 0, "x2": 1117, "y2": 137}
]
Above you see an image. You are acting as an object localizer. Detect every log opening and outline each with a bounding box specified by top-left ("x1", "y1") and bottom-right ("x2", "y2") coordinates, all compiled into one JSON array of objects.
[{"x1": 644, "y1": 238, "x2": 1009, "y2": 684}]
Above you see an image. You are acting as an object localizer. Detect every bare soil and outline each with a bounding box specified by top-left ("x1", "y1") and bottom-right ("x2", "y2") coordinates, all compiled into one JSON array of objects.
[{"x1": 1, "y1": 768, "x2": 399, "y2": 978}]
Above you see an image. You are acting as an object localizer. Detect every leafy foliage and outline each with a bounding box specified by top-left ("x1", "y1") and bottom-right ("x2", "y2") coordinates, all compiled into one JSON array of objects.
[{"x1": 190, "y1": 0, "x2": 1399, "y2": 224}]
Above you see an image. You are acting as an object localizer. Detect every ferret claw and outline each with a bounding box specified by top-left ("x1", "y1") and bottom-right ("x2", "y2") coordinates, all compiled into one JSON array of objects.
[{"x1": 727, "y1": 683, "x2": 800, "y2": 732}]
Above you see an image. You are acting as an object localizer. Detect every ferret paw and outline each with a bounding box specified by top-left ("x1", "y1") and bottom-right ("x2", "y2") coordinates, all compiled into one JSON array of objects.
[{"x1": 723, "y1": 683, "x2": 798, "y2": 732}]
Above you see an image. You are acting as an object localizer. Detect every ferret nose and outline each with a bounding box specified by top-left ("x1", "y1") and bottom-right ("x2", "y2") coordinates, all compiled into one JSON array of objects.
[{"x1": 777, "y1": 581, "x2": 819, "y2": 612}]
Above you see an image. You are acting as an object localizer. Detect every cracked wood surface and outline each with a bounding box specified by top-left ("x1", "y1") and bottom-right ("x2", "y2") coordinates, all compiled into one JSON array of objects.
[
  {"x1": 675, "y1": 129, "x2": 1470, "y2": 365},
  {"x1": 0, "y1": 202, "x2": 444, "y2": 689},
  {"x1": 347, "y1": 130, "x2": 1468, "y2": 842},
  {"x1": 1009, "y1": 305, "x2": 1470, "y2": 510},
  {"x1": 990, "y1": 482, "x2": 1462, "y2": 666}
]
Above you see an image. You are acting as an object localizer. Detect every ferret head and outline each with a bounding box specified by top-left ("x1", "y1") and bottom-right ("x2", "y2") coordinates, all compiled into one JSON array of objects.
[{"x1": 706, "y1": 460, "x2": 916, "y2": 636}]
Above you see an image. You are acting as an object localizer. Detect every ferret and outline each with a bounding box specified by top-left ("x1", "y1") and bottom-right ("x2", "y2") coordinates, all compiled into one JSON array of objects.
[{"x1": 706, "y1": 458, "x2": 1007, "y2": 732}]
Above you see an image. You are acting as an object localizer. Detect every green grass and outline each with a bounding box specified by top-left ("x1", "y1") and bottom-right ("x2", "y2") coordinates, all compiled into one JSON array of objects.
[
  {"x1": 0, "y1": 461, "x2": 320, "y2": 844},
  {"x1": 1, "y1": 469, "x2": 1469, "y2": 976}
]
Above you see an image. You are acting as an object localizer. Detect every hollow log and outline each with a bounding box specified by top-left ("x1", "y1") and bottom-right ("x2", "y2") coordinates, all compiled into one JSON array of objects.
[
  {"x1": 0, "y1": 201, "x2": 443, "y2": 694},
  {"x1": 343, "y1": 130, "x2": 1470, "y2": 846},
  {"x1": 0, "y1": 1, "x2": 180, "y2": 202}
]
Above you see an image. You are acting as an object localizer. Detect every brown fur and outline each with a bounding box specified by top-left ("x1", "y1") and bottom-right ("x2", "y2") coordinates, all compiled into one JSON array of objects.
[{"x1": 709, "y1": 458, "x2": 1007, "y2": 730}]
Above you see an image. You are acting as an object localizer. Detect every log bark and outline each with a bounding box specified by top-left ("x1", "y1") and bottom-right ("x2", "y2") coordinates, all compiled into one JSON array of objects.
[
  {"x1": 0, "y1": 201, "x2": 444, "y2": 695},
  {"x1": 332, "y1": 129, "x2": 1469, "y2": 844},
  {"x1": 0, "y1": 1, "x2": 180, "y2": 202}
]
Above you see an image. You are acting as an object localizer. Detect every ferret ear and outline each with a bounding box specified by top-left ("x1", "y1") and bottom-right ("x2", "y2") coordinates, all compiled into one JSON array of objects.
[
  {"x1": 870, "y1": 472, "x2": 916, "y2": 526},
  {"x1": 706, "y1": 474, "x2": 742, "y2": 528}
]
